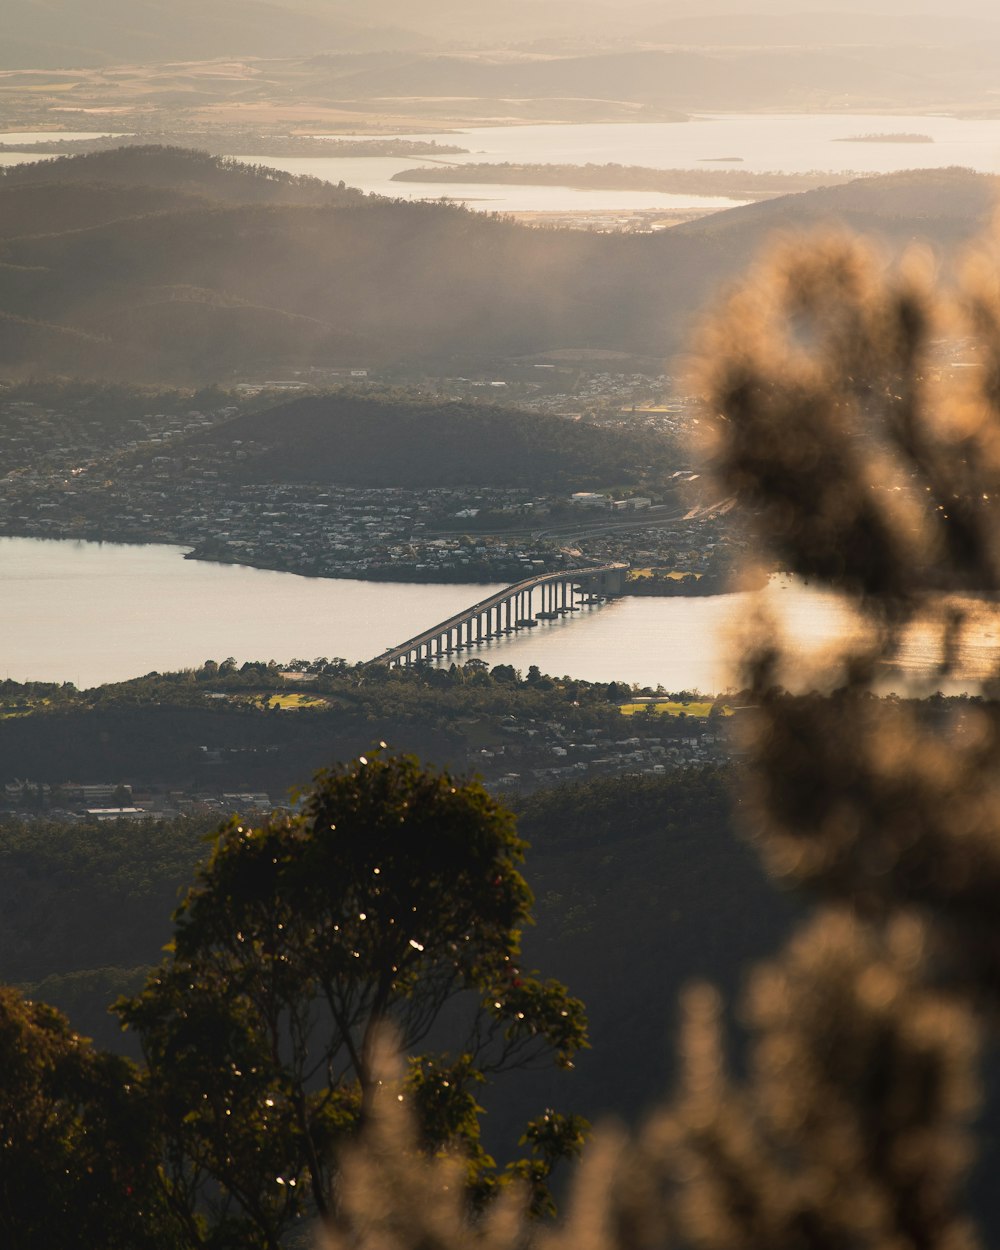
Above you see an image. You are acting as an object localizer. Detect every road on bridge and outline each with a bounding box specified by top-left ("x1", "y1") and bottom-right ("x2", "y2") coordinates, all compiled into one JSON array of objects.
[{"x1": 368, "y1": 562, "x2": 627, "y2": 666}]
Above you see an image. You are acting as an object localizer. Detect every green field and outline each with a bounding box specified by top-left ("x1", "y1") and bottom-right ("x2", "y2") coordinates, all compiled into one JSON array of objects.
[
  {"x1": 256, "y1": 692, "x2": 329, "y2": 710},
  {"x1": 619, "y1": 701, "x2": 728, "y2": 718}
]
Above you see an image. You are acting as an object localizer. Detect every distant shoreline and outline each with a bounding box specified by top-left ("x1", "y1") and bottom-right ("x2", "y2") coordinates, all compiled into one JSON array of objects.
[{"x1": 390, "y1": 161, "x2": 864, "y2": 199}]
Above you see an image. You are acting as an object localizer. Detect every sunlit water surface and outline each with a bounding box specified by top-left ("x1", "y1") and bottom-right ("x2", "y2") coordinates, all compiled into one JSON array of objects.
[
  {"x1": 4, "y1": 539, "x2": 1000, "y2": 693},
  {"x1": 8, "y1": 114, "x2": 1000, "y2": 213},
  {"x1": 229, "y1": 114, "x2": 1000, "y2": 212}
]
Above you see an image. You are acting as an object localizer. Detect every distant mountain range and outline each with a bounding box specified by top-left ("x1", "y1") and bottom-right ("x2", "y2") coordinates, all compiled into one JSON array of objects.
[
  {"x1": 2, "y1": 0, "x2": 430, "y2": 68},
  {"x1": 0, "y1": 147, "x2": 996, "y2": 383},
  {"x1": 7, "y1": 7, "x2": 1000, "y2": 112},
  {"x1": 330, "y1": 46, "x2": 962, "y2": 111}
]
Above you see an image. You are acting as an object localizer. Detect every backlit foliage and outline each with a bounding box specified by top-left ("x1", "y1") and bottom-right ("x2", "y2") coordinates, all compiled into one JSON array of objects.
[
  {"x1": 118, "y1": 750, "x2": 587, "y2": 1246},
  {"x1": 319, "y1": 230, "x2": 1000, "y2": 1250}
]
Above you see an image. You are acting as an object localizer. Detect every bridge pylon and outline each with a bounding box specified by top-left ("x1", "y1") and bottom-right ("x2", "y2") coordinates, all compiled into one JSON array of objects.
[{"x1": 367, "y1": 563, "x2": 628, "y2": 668}]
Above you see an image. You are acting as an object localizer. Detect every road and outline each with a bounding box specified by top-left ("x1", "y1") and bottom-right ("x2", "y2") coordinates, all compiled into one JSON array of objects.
[{"x1": 532, "y1": 499, "x2": 732, "y2": 541}]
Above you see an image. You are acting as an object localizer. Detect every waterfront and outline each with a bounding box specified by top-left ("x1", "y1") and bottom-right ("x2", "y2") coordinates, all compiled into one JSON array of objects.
[{"x1": 5, "y1": 537, "x2": 1000, "y2": 692}]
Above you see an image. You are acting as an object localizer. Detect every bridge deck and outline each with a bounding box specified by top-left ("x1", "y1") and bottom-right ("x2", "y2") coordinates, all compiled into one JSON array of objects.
[{"x1": 368, "y1": 562, "x2": 626, "y2": 665}]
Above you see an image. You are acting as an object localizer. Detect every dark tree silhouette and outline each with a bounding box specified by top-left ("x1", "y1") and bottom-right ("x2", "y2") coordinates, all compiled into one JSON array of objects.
[{"x1": 118, "y1": 750, "x2": 587, "y2": 1246}]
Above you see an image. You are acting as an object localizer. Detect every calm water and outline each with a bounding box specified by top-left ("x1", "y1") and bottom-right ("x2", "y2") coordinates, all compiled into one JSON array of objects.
[
  {"x1": 1, "y1": 538, "x2": 500, "y2": 689},
  {"x1": 6, "y1": 116, "x2": 1000, "y2": 213},
  {"x1": 227, "y1": 113, "x2": 1000, "y2": 212},
  {"x1": 0, "y1": 131, "x2": 123, "y2": 169},
  {"x1": 5, "y1": 538, "x2": 1000, "y2": 692},
  {"x1": 364, "y1": 115, "x2": 1000, "y2": 177},
  {"x1": 225, "y1": 152, "x2": 749, "y2": 213}
]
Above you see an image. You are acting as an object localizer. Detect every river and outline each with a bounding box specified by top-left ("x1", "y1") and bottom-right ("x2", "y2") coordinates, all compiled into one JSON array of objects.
[
  {"x1": 8, "y1": 113, "x2": 1000, "y2": 215},
  {"x1": 223, "y1": 113, "x2": 1000, "y2": 213},
  {"x1": 4, "y1": 537, "x2": 1000, "y2": 692}
]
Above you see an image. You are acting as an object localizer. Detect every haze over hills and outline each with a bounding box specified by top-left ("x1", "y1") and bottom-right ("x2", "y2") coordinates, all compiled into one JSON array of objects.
[
  {"x1": 668, "y1": 164, "x2": 1000, "y2": 245},
  {"x1": 332, "y1": 47, "x2": 930, "y2": 112},
  {"x1": 7, "y1": 9, "x2": 1000, "y2": 1242},
  {"x1": 1, "y1": 0, "x2": 428, "y2": 70},
  {"x1": 640, "y1": 11, "x2": 1000, "y2": 44},
  {"x1": 0, "y1": 149, "x2": 997, "y2": 382},
  {"x1": 5, "y1": 2, "x2": 1000, "y2": 114}
]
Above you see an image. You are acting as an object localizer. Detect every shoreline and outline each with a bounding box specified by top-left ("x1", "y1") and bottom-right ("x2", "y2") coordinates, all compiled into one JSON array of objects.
[{"x1": 2, "y1": 531, "x2": 746, "y2": 598}]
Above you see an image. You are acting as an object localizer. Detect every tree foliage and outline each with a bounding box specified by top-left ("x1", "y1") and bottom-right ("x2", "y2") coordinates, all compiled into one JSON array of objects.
[
  {"x1": 117, "y1": 751, "x2": 587, "y2": 1246},
  {"x1": 0, "y1": 986, "x2": 171, "y2": 1248}
]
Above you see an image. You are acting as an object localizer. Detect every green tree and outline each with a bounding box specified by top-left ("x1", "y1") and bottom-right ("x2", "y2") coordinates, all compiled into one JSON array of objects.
[
  {"x1": 0, "y1": 986, "x2": 171, "y2": 1249},
  {"x1": 119, "y1": 750, "x2": 587, "y2": 1247}
]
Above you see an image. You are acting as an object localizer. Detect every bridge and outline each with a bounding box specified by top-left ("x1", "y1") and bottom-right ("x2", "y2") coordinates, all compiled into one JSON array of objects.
[{"x1": 368, "y1": 563, "x2": 628, "y2": 667}]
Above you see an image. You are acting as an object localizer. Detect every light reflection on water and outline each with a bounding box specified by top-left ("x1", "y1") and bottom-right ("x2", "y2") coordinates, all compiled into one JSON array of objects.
[
  {"x1": 224, "y1": 152, "x2": 747, "y2": 213},
  {"x1": 228, "y1": 114, "x2": 1000, "y2": 215},
  {"x1": 0, "y1": 132, "x2": 124, "y2": 143},
  {"x1": 4, "y1": 538, "x2": 1000, "y2": 693},
  {"x1": 8, "y1": 115, "x2": 1000, "y2": 216}
]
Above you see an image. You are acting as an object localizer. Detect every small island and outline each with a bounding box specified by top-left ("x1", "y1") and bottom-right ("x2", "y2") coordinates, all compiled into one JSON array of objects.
[{"x1": 834, "y1": 132, "x2": 934, "y2": 144}]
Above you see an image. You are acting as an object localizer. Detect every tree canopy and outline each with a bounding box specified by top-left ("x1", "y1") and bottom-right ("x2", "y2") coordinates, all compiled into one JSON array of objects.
[
  {"x1": 117, "y1": 750, "x2": 587, "y2": 1246},
  {"x1": 0, "y1": 986, "x2": 171, "y2": 1249}
]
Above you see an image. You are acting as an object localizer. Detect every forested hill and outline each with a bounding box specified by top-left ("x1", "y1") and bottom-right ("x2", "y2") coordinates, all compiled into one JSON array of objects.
[
  {"x1": 669, "y1": 166, "x2": 1000, "y2": 248},
  {"x1": 0, "y1": 150, "x2": 997, "y2": 383},
  {"x1": 194, "y1": 392, "x2": 675, "y2": 488},
  {"x1": 0, "y1": 145, "x2": 362, "y2": 211}
]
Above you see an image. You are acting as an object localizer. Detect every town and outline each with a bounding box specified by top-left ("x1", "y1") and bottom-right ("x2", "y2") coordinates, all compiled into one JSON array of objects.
[
  {"x1": 0, "y1": 383, "x2": 747, "y2": 585},
  {"x1": 0, "y1": 712, "x2": 730, "y2": 824}
]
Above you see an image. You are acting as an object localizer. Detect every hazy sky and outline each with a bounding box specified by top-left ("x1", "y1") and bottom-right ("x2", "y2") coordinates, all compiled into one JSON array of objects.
[
  {"x1": 338, "y1": 0, "x2": 1000, "y2": 38},
  {"x1": 356, "y1": 0, "x2": 1000, "y2": 15}
]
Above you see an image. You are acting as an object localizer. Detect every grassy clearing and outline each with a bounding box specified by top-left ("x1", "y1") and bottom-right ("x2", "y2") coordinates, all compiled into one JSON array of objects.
[
  {"x1": 619, "y1": 701, "x2": 729, "y2": 718},
  {"x1": 256, "y1": 693, "x2": 329, "y2": 710},
  {"x1": 0, "y1": 697, "x2": 52, "y2": 718},
  {"x1": 628, "y1": 569, "x2": 702, "y2": 581}
]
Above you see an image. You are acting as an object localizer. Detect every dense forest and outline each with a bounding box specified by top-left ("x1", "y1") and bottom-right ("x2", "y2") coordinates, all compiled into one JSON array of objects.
[
  {"x1": 0, "y1": 764, "x2": 787, "y2": 1142},
  {"x1": 1, "y1": 150, "x2": 997, "y2": 382}
]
